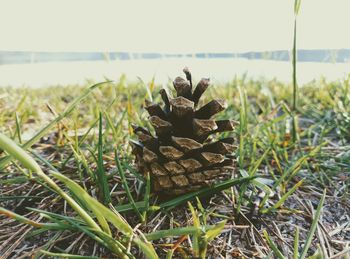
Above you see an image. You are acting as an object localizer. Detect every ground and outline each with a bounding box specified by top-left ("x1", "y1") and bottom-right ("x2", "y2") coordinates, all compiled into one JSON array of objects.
[{"x1": 0, "y1": 77, "x2": 349, "y2": 258}]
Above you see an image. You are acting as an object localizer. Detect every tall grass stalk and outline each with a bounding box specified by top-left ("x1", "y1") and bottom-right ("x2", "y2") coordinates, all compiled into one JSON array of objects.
[{"x1": 292, "y1": 0, "x2": 301, "y2": 143}]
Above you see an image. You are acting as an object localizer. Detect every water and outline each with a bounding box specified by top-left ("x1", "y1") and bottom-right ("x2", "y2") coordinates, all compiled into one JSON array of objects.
[{"x1": 0, "y1": 58, "x2": 349, "y2": 87}]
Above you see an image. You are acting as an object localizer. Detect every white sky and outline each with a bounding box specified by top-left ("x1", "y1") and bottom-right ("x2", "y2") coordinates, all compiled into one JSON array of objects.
[{"x1": 0, "y1": 0, "x2": 350, "y2": 52}]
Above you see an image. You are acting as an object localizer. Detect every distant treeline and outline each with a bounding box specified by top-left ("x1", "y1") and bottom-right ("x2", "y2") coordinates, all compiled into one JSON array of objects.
[{"x1": 1, "y1": 49, "x2": 350, "y2": 65}]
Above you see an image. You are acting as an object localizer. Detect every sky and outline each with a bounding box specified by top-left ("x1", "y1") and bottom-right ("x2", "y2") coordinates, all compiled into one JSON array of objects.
[{"x1": 1, "y1": 0, "x2": 350, "y2": 53}]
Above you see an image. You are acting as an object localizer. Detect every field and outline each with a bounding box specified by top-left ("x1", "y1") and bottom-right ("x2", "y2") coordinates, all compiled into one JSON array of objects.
[{"x1": 0, "y1": 76, "x2": 349, "y2": 258}]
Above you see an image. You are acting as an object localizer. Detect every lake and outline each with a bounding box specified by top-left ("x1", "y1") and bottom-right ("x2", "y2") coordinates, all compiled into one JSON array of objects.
[{"x1": 0, "y1": 58, "x2": 349, "y2": 87}]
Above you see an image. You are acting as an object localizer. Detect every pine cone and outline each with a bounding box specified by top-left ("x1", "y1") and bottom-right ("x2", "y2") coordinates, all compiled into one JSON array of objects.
[{"x1": 131, "y1": 68, "x2": 238, "y2": 195}]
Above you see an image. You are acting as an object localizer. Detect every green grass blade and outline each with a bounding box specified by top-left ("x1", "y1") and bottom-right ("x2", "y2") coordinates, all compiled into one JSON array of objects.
[
  {"x1": 166, "y1": 249, "x2": 174, "y2": 259},
  {"x1": 137, "y1": 76, "x2": 153, "y2": 102},
  {"x1": 96, "y1": 112, "x2": 111, "y2": 204},
  {"x1": 133, "y1": 237, "x2": 159, "y2": 259},
  {"x1": 160, "y1": 176, "x2": 256, "y2": 211},
  {"x1": 205, "y1": 220, "x2": 226, "y2": 241},
  {"x1": 115, "y1": 149, "x2": 143, "y2": 221},
  {"x1": 263, "y1": 178, "x2": 304, "y2": 213},
  {"x1": 292, "y1": 13, "x2": 297, "y2": 111},
  {"x1": 249, "y1": 148, "x2": 270, "y2": 176},
  {"x1": 294, "y1": 0, "x2": 302, "y2": 15},
  {"x1": 145, "y1": 226, "x2": 214, "y2": 241},
  {"x1": 115, "y1": 200, "x2": 149, "y2": 213},
  {"x1": 293, "y1": 226, "x2": 299, "y2": 259},
  {"x1": 143, "y1": 172, "x2": 151, "y2": 221},
  {"x1": 39, "y1": 250, "x2": 99, "y2": 259},
  {"x1": 0, "y1": 176, "x2": 28, "y2": 185},
  {"x1": 238, "y1": 148, "x2": 269, "y2": 213},
  {"x1": 300, "y1": 189, "x2": 326, "y2": 259},
  {"x1": 238, "y1": 86, "x2": 248, "y2": 168},
  {"x1": 263, "y1": 230, "x2": 285, "y2": 259},
  {"x1": 292, "y1": 0, "x2": 301, "y2": 142},
  {"x1": 15, "y1": 112, "x2": 22, "y2": 144},
  {"x1": 0, "y1": 207, "x2": 43, "y2": 228},
  {"x1": 0, "y1": 132, "x2": 42, "y2": 173},
  {"x1": 0, "y1": 195, "x2": 43, "y2": 201},
  {"x1": 121, "y1": 161, "x2": 145, "y2": 182},
  {"x1": 29, "y1": 207, "x2": 86, "y2": 225},
  {"x1": 188, "y1": 202, "x2": 200, "y2": 257}
]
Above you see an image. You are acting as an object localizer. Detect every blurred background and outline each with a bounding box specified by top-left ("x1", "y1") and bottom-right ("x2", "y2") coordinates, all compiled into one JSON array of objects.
[{"x1": 1, "y1": 0, "x2": 350, "y2": 87}]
